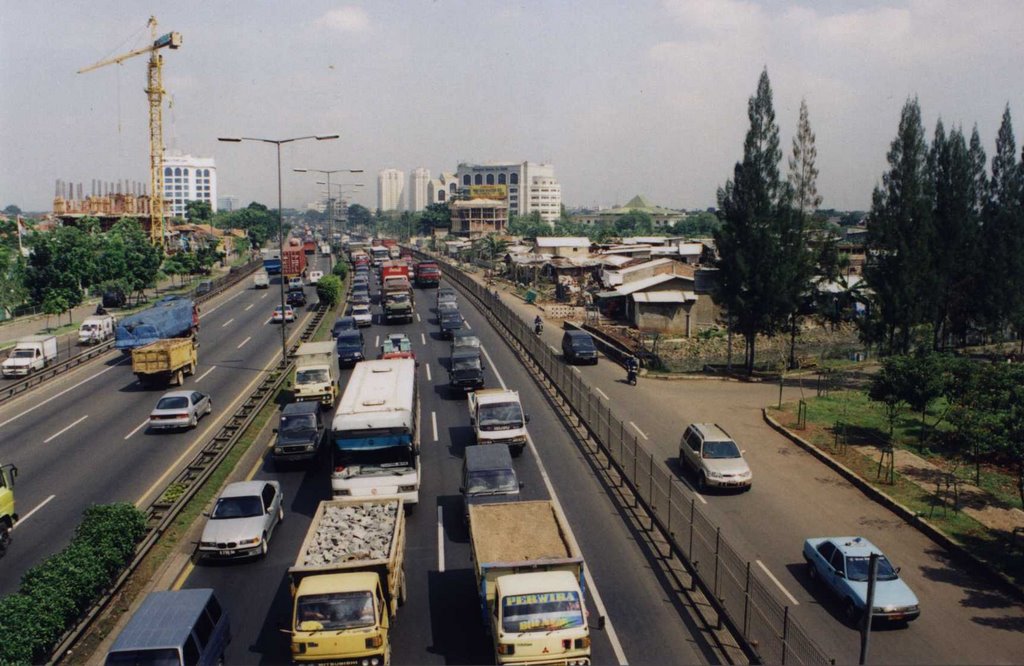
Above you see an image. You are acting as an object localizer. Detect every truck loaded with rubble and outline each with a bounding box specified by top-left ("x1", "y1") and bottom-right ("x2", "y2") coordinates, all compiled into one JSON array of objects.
[
  {"x1": 468, "y1": 500, "x2": 593, "y2": 666},
  {"x1": 288, "y1": 498, "x2": 407, "y2": 665}
]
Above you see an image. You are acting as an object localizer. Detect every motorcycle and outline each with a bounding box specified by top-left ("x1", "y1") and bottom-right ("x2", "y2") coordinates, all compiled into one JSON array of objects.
[
  {"x1": 534, "y1": 321, "x2": 543, "y2": 335},
  {"x1": 626, "y1": 368, "x2": 638, "y2": 385}
]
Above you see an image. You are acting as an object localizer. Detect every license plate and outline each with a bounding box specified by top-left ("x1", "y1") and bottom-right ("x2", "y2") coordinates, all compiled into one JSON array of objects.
[
  {"x1": 888, "y1": 613, "x2": 904, "y2": 621},
  {"x1": 219, "y1": 549, "x2": 233, "y2": 556}
]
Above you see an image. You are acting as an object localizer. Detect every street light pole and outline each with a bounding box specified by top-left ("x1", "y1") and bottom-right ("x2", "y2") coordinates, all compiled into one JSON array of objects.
[
  {"x1": 294, "y1": 168, "x2": 363, "y2": 271},
  {"x1": 218, "y1": 134, "x2": 338, "y2": 366}
]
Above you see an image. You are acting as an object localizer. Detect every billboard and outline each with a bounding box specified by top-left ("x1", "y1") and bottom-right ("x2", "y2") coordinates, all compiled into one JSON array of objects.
[{"x1": 468, "y1": 184, "x2": 508, "y2": 200}]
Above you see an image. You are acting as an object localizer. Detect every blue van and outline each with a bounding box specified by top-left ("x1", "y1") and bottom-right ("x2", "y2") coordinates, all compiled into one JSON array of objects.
[{"x1": 105, "y1": 588, "x2": 230, "y2": 666}]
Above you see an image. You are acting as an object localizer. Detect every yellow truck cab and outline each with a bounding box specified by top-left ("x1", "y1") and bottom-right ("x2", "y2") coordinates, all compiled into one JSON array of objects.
[
  {"x1": 0, "y1": 464, "x2": 19, "y2": 552},
  {"x1": 291, "y1": 572, "x2": 391, "y2": 664}
]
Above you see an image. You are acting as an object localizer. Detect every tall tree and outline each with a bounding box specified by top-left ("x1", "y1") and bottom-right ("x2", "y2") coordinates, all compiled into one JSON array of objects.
[
  {"x1": 185, "y1": 200, "x2": 212, "y2": 222},
  {"x1": 864, "y1": 98, "x2": 935, "y2": 354},
  {"x1": 714, "y1": 68, "x2": 800, "y2": 373},
  {"x1": 788, "y1": 99, "x2": 823, "y2": 216}
]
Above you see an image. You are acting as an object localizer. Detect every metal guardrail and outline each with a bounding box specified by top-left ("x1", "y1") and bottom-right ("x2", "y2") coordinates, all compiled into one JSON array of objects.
[
  {"x1": 0, "y1": 261, "x2": 262, "y2": 407},
  {"x1": 48, "y1": 279, "x2": 328, "y2": 664},
  {"x1": 418, "y1": 249, "x2": 835, "y2": 666}
]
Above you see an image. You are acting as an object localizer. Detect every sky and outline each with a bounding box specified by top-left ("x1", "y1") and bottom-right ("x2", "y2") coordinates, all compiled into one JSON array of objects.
[{"x1": 2, "y1": 1, "x2": 1023, "y2": 214}]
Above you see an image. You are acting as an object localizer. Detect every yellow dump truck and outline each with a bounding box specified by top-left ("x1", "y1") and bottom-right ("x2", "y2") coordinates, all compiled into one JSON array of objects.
[
  {"x1": 288, "y1": 498, "x2": 407, "y2": 665},
  {"x1": 1, "y1": 463, "x2": 18, "y2": 556},
  {"x1": 469, "y1": 500, "x2": 592, "y2": 666},
  {"x1": 131, "y1": 338, "x2": 198, "y2": 387}
]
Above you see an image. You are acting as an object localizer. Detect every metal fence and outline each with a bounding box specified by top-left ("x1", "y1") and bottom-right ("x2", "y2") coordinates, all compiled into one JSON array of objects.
[{"x1": 424, "y1": 251, "x2": 835, "y2": 666}]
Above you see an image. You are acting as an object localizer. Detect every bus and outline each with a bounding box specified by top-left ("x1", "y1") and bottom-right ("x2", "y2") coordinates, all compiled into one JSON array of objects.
[
  {"x1": 330, "y1": 359, "x2": 420, "y2": 507},
  {"x1": 370, "y1": 245, "x2": 390, "y2": 267}
]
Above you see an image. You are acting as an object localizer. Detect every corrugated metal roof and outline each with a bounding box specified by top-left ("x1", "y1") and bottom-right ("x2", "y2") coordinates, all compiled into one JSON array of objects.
[
  {"x1": 600, "y1": 273, "x2": 693, "y2": 296},
  {"x1": 535, "y1": 236, "x2": 591, "y2": 247},
  {"x1": 632, "y1": 290, "x2": 696, "y2": 303}
]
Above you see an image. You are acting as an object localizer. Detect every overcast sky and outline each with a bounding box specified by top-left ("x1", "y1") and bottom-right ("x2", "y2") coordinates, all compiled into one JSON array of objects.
[{"x1": 2, "y1": 1, "x2": 1023, "y2": 214}]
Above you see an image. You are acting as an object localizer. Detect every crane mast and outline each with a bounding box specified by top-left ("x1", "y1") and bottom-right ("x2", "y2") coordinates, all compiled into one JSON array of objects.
[{"x1": 79, "y1": 16, "x2": 181, "y2": 248}]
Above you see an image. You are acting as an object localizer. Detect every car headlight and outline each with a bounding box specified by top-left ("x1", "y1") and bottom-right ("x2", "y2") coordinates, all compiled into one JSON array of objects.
[
  {"x1": 708, "y1": 470, "x2": 723, "y2": 478},
  {"x1": 200, "y1": 541, "x2": 216, "y2": 547},
  {"x1": 305, "y1": 444, "x2": 316, "y2": 451},
  {"x1": 238, "y1": 536, "x2": 261, "y2": 546},
  {"x1": 398, "y1": 485, "x2": 416, "y2": 493}
]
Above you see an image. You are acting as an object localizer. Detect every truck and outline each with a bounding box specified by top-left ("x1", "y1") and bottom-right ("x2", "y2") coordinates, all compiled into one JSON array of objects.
[
  {"x1": 1, "y1": 335, "x2": 58, "y2": 377},
  {"x1": 262, "y1": 248, "x2": 282, "y2": 275},
  {"x1": 78, "y1": 314, "x2": 116, "y2": 345},
  {"x1": 288, "y1": 498, "x2": 407, "y2": 665},
  {"x1": 0, "y1": 463, "x2": 18, "y2": 556},
  {"x1": 283, "y1": 244, "x2": 307, "y2": 279},
  {"x1": 468, "y1": 501, "x2": 592, "y2": 666},
  {"x1": 114, "y1": 297, "x2": 199, "y2": 354},
  {"x1": 253, "y1": 271, "x2": 270, "y2": 289},
  {"x1": 467, "y1": 389, "x2": 529, "y2": 457},
  {"x1": 293, "y1": 341, "x2": 339, "y2": 407},
  {"x1": 131, "y1": 338, "x2": 198, "y2": 387},
  {"x1": 303, "y1": 239, "x2": 317, "y2": 255},
  {"x1": 415, "y1": 261, "x2": 441, "y2": 288},
  {"x1": 319, "y1": 242, "x2": 331, "y2": 256}
]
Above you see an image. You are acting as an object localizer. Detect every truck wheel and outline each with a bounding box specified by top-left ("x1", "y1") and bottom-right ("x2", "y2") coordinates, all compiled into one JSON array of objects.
[
  {"x1": 511, "y1": 444, "x2": 524, "y2": 458},
  {"x1": 697, "y1": 473, "x2": 709, "y2": 493},
  {"x1": 398, "y1": 568, "x2": 407, "y2": 606},
  {"x1": 185, "y1": 363, "x2": 195, "y2": 376},
  {"x1": 175, "y1": 369, "x2": 184, "y2": 386}
]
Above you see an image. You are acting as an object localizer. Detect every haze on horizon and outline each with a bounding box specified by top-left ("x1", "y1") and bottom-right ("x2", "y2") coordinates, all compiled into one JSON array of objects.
[{"x1": 2, "y1": 0, "x2": 1022, "y2": 214}]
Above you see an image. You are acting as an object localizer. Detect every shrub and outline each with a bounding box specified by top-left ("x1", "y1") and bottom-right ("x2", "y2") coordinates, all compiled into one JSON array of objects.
[
  {"x1": 0, "y1": 503, "x2": 146, "y2": 664},
  {"x1": 331, "y1": 261, "x2": 348, "y2": 280},
  {"x1": 316, "y1": 275, "x2": 342, "y2": 308}
]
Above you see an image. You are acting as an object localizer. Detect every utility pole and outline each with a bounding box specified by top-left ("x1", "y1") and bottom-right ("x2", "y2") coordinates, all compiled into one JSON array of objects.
[{"x1": 858, "y1": 552, "x2": 879, "y2": 665}]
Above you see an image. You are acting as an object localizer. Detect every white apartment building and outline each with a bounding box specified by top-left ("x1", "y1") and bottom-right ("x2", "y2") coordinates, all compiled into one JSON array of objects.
[
  {"x1": 377, "y1": 168, "x2": 405, "y2": 212},
  {"x1": 427, "y1": 172, "x2": 459, "y2": 204},
  {"x1": 455, "y1": 161, "x2": 562, "y2": 223},
  {"x1": 163, "y1": 152, "x2": 217, "y2": 218},
  {"x1": 409, "y1": 168, "x2": 430, "y2": 212}
]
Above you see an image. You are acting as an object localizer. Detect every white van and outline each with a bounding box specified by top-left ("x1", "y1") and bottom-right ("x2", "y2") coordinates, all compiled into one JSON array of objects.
[
  {"x1": 308, "y1": 270, "x2": 324, "y2": 285},
  {"x1": 79, "y1": 315, "x2": 116, "y2": 345}
]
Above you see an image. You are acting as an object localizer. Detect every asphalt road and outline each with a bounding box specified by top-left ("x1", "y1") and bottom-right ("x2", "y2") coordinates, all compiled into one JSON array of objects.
[
  {"x1": 182, "y1": 273, "x2": 713, "y2": 665},
  {"x1": 0, "y1": 255, "x2": 329, "y2": 598},
  {"x1": 513, "y1": 291, "x2": 1024, "y2": 665}
]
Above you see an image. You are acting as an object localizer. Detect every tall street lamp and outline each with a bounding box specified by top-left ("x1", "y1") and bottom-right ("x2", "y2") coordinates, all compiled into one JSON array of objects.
[
  {"x1": 294, "y1": 168, "x2": 363, "y2": 269},
  {"x1": 319, "y1": 182, "x2": 365, "y2": 235},
  {"x1": 217, "y1": 134, "x2": 338, "y2": 365}
]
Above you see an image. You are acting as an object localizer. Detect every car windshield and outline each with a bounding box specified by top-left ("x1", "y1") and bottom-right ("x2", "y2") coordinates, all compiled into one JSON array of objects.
[
  {"x1": 501, "y1": 591, "x2": 585, "y2": 634},
  {"x1": 846, "y1": 555, "x2": 900, "y2": 582},
  {"x1": 452, "y1": 356, "x2": 481, "y2": 371},
  {"x1": 466, "y1": 469, "x2": 517, "y2": 494},
  {"x1": 296, "y1": 368, "x2": 330, "y2": 384},
  {"x1": 280, "y1": 414, "x2": 316, "y2": 433},
  {"x1": 11, "y1": 349, "x2": 35, "y2": 358},
  {"x1": 155, "y1": 396, "x2": 189, "y2": 410},
  {"x1": 296, "y1": 592, "x2": 375, "y2": 631},
  {"x1": 453, "y1": 336, "x2": 481, "y2": 350},
  {"x1": 702, "y1": 440, "x2": 741, "y2": 459},
  {"x1": 571, "y1": 337, "x2": 595, "y2": 350},
  {"x1": 105, "y1": 648, "x2": 180, "y2": 666},
  {"x1": 438, "y1": 301, "x2": 458, "y2": 312},
  {"x1": 337, "y1": 333, "x2": 361, "y2": 347},
  {"x1": 478, "y1": 402, "x2": 524, "y2": 430},
  {"x1": 211, "y1": 495, "x2": 263, "y2": 519},
  {"x1": 388, "y1": 293, "x2": 409, "y2": 304},
  {"x1": 353, "y1": 307, "x2": 370, "y2": 316}
]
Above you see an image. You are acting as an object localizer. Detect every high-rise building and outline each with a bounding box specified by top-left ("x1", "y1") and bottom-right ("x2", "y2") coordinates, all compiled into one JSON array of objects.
[
  {"x1": 455, "y1": 162, "x2": 561, "y2": 223},
  {"x1": 409, "y1": 168, "x2": 430, "y2": 212},
  {"x1": 163, "y1": 151, "x2": 217, "y2": 218},
  {"x1": 217, "y1": 195, "x2": 241, "y2": 212},
  {"x1": 377, "y1": 168, "x2": 405, "y2": 212}
]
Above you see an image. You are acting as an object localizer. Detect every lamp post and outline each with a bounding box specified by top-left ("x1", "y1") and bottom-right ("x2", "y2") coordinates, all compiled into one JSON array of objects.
[
  {"x1": 217, "y1": 134, "x2": 338, "y2": 365},
  {"x1": 294, "y1": 168, "x2": 363, "y2": 270},
  {"x1": 320, "y1": 182, "x2": 365, "y2": 235}
]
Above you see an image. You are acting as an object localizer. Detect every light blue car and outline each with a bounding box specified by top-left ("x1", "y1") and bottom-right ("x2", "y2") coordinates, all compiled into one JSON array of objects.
[{"x1": 802, "y1": 536, "x2": 920, "y2": 625}]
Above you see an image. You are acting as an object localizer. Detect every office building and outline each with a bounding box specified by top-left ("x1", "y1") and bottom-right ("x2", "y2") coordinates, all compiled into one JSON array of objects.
[
  {"x1": 163, "y1": 152, "x2": 217, "y2": 218},
  {"x1": 455, "y1": 162, "x2": 561, "y2": 223},
  {"x1": 377, "y1": 168, "x2": 405, "y2": 212},
  {"x1": 409, "y1": 168, "x2": 430, "y2": 212},
  {"x1": 427, "y1": 172, "x2": 459, "y2": 204}
]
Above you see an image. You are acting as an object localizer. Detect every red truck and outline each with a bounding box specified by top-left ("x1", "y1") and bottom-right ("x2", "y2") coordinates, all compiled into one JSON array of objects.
[
  {"x1": 283, "y1": 246, "x2": 307, "y2": 278},
  {"x1": 303, "y1": 239, "x2": 316, "y2": 255},
  {"x1": 415, "y1": 261, "x2": 440, "y2": 288}
]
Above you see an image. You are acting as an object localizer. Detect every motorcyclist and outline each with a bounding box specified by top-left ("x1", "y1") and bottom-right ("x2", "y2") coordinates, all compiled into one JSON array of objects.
[
  {"x1": 534, "y1": 315, "x2": 543, "y2": 334},
  {"x1": 94, "y1": 303, "x2": 108, "y2": 316},
  {"x1": 625, "y1": 355, "x2": 639, "y2": 385}
]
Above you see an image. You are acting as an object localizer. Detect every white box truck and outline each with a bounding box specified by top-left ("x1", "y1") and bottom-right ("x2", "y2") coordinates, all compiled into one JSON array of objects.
[
  {"x1": 293, "y1": 341, "x2": 339, "y2": 407},
  {"x1": 2, "y1": 335, "x2": 58, "y2": 377},
  {"x1": 78, "y1": 314, "x2": 116, "y2": 345},
  {"x1": 467, "y1": 389, "x2": 530, "y2": 457}
]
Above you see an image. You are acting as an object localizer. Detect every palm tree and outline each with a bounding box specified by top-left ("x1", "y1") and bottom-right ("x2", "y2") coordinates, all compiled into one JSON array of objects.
[{"x1": 474, "y1": 233, "x2": 509, "y2": 262}]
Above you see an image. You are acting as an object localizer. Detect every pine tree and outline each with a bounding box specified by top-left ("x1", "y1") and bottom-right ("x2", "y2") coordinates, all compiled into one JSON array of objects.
[
  {"x1": 864, "y1": 98, "x2": 935, "y2": 354},
  {"x1": 714, "y1": 69, "x2": 800, "y2": 373},
  {"x1": 788, "y1": 99, "x2": 823, "y2": 215}
]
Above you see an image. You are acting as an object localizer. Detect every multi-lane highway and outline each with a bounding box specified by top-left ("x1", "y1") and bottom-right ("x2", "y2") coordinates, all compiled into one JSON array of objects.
[
  {"x1": 180, "y1": 271, "x2": 717, "y2": 665},
  {"x1": 0, "y1": 256, "x2": 329, "y2": 598}
]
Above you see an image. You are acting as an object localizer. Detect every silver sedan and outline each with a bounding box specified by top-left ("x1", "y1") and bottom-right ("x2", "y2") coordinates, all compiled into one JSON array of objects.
[
  {"x1": 198, "y1": 480, "x2": 284, "y2": 559},
  {"x1": 149, "y1": 390, "x2": 212, "y2": 430}
]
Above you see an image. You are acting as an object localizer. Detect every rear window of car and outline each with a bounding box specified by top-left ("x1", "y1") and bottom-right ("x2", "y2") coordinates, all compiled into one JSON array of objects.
[{"x1": 156, "y1": 397, "x2": 189, "y2": 410}]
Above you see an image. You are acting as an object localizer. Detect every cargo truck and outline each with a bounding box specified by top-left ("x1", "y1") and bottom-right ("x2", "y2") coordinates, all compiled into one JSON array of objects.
[
  {"x1": 288, "y1": 498, "x2": 407, "y2": 665},
  {"x1": 0, "y1": 463, "x2": 18, "y2": 556},
  {"x1": 414, "y1": 261, "x2": 441, "y2": 288},
  {"x1": 132, "y1": 338, "x2": 198, "y2": 387},
  {"x1": 468, "y1": 501, "x2": 592, "y2": 666},
  {"x1": 262, "y1": 248, "x2": 282, "y2": 275},
  {"x1": 115, "y1": 297, "x2": 199, "y2": 353},
  {"x1": 293, "y1": 341, "x2": 339, "y2": 407},
  {"x1": 303, "y1": 239, "x2": 317, "y2": 255},
  {"x1": 1, "y1": 335, "x2": 58, "y2": 377},
  {"x1": 467, "y1": 389, "x2": 529, "y2": 457},
  {"x1": 283, "y1": 245, "x2": 307, "y2": 279}
]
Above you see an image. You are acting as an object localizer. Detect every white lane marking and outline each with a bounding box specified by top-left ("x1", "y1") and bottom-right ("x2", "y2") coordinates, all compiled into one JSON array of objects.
[
  {"x1": 756, "y1": 560, "x2": 801, "y2": 606},
  {"x1": 478, "y1": 344, "x2": 628, "y2": 665},
  {"x1": 237, "y1": 336, "x2": 252, "y2": 349},
  {"x1": 375, "y1": 335, "x2": 380, "y2": 348},
  {"x1": 44, "y1": 414, "x2": 89, "y2": 443},
  {"x1": 595, "y1": 387, "x2": 609, "y2": 400},
  {"x1": 261, "y1": 293, "x2": 268, "y2": 299},
  {"x1": 629, "y1": 421, "x2": 648, "y2": 440},
  {"x1": 195, "y1": 366, "x2": 216, "y2": 382},
  {"x1": 425, "y1": 363, "x2": 432, "y2": 381},
  {"x1": 549, "y1": 345, "x2": 560, "y2": 354},
  {"x1": 416, "y1": 313, "x2": 421, "y2": 322},
  {"x1": 437, "y1": 505, "x2": 446, "y2": 573},
  {"x1": 197, "y1": 289, "x2": 243, "y2": 317},
  {"x1": 0, "y1": 357, "x2": 128, "y2": 430},
  {"x1": 221, "y1": 318, "x2": 234, "y2": 328},
  {"x1": 431, "y1": 411, "x2": 438, "y2": 442},
  {"x1": 421, "y1": 333, "x2": 426, "y2": 345},
  {"x1": 12, "y1": 494, "x2": 55, "y2": 530},
  {"x1": 244, "y1": 303, "x2": 254, "y2": 311},
  {"x1": 124, "y1": 419, "x2": 149, "y2": 440},
  {"x1": 464, "y1": 321, "x2": 471, "y2": 330}
]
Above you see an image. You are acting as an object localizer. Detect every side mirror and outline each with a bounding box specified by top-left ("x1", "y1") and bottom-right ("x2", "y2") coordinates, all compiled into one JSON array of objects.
[
  {"x1": 595, "y1": 615, "x2": 606, "y2": 630},
  {"x1": 202, "y1": 511, "x2": 210, "y2": 518},
  {"x1": 519, "y1": 482, "x2": 525, "y2": 489},
  {"x1": 524, "y1": 414, "x2": 531, "y2": 423},
  {"x1": 459, "y1": 486, "x2": 465, "y2": 493},
  {"x1": 835, "y1": 571, "x2": 846, "y2": 579},
  {"x1": 895, "y1": 566, "x2": 901, "y2": 574}
]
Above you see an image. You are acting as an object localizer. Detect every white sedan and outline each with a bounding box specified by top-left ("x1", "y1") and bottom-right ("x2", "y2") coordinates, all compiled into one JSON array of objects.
[
  {"x1": 272, "y1": 305, "x2": 297, "y2": 323},
  {"x1": 149, "y1": 390, "x2": 212, "y2": 430}
]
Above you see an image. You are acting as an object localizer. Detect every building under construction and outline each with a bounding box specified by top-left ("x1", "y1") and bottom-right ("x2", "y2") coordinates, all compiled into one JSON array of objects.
[{"x1": 52, "y1": 178, "x2": 155, "y2": 234}]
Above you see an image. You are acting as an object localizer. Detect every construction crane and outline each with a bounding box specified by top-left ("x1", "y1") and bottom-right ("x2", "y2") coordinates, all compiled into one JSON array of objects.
[{"x1": 79, "y1": 16, "x2": 182, "y2": 248}]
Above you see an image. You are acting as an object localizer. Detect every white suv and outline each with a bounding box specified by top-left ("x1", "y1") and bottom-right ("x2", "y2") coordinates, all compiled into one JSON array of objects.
[{"x1": 679, "y1": 423, "x2": 752, "y2": 492}]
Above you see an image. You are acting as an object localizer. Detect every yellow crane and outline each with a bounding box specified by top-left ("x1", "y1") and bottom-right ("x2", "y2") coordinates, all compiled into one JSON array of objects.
[{"x1": 79, "y1": 16, "x2": 182, "y2": 247}]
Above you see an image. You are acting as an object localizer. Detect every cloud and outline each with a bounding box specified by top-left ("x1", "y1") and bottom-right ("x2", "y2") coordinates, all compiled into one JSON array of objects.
[{"x1": 314, "y1": 7, "x2": 370, "y2": 34}]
